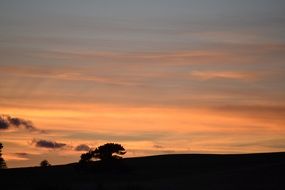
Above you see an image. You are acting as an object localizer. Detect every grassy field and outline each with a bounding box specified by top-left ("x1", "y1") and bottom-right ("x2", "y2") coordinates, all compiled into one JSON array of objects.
[{"x1": 1, "y1": 152, "x2": 285, "y2": 190}]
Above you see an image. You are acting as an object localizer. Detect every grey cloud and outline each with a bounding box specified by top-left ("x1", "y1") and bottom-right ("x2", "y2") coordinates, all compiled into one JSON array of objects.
[
  {"x1": 74, "y1": 144, "x2": 90, "y2": 151},
  {"x1": 0, "y1": 117, "x2": 9, "y2": 129},
  {"x1": 33, "y1": 139, "x2": 66, "y2": 149},
  {"x1": 14, "y1": 152, "x2": 30, "y2": 158},
  {"x1": 0, "y1": 114, "x2": 42, "y2": 132}
]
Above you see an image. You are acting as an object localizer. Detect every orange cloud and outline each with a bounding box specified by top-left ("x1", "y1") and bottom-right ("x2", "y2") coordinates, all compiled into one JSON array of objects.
[{"x1": 190, "y1": 71, "x2": 260, "y2": 81}]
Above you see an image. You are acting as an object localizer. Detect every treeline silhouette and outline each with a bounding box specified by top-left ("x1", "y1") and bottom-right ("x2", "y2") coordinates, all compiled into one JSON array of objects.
[{"x1": 0, "y1": 143, "x2": 7, "y2": 169}]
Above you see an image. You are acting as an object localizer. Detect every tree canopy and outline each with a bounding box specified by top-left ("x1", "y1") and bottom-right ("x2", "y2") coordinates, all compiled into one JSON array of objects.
[
  {"x1": 40, "y1": 159, "x2": 51, "y2": 167},
  {"x1": 0, "y1": 143, "x2": 7, "y2": 169},
  {"x1": 80, "y1": 143, "x2": 126, "y2": 163}
]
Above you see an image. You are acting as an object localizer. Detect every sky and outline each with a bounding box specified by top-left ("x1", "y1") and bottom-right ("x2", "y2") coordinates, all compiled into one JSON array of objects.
[{"x1": 0, "y1": 0, "x2": 285, "y2": 168}]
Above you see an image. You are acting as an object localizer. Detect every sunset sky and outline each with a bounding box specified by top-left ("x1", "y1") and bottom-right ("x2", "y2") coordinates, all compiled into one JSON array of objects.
[{"x1": 1, "y1": 0, "x2": 285, "y2": 168}]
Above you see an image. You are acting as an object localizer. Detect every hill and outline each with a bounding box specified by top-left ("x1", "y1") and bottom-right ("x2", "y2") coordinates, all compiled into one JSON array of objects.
[{"x1": 0, "y1": 152, "x2": 285, "y2": 190}]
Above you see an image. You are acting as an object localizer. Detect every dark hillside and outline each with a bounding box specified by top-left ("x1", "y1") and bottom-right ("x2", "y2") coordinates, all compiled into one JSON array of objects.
[{"x1": 0, "y1": 152, "x2": 285, "y2": 190}]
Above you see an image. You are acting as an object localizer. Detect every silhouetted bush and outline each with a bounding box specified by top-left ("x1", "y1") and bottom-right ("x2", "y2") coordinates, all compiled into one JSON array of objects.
[
  {"x1": 40, "y1": 159, "x2": 51, "y2": 167},
  {"x1": 79, "y1": 143, "x2": 126, "y2": 163},
  {"x1": 0, "y1": 143, "x2": 7, "y2": 169}
]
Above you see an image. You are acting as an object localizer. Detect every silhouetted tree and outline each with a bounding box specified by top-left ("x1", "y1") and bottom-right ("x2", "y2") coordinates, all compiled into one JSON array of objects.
[
  {"x1": 94, "y1": 143, "x2": 126, "y2": 161},
  {"x1": 0, "y1": 143, "x2": 7, "y2": 169},
  {"x1": 79, "y1": 143, "x2": 126, "y2": 163},
  {"x1": 40, "y1": 159, "x2": 51, "y2": 167},
  {"x1": 79, "y1": 150, "x2": 94, "y2": 163}
]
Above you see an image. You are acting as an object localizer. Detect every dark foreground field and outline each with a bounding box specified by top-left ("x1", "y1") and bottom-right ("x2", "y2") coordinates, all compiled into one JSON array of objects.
[{"x1": 1, "y1": 152, "x2": 285, "y2": 190}]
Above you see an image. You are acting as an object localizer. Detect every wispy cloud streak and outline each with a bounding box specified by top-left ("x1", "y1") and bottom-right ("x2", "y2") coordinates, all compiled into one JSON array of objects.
[{"x1": 190, "y1": 71, "x2": 260, "y2": 81}]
